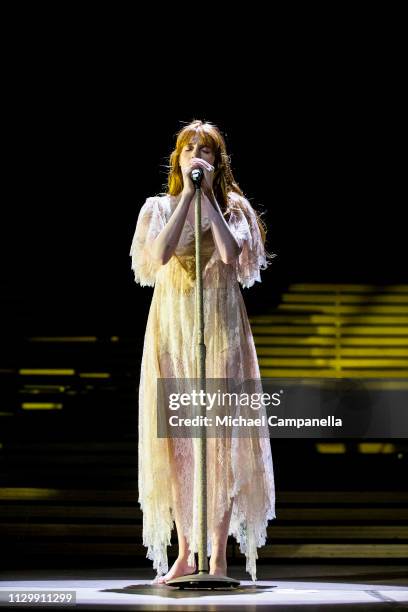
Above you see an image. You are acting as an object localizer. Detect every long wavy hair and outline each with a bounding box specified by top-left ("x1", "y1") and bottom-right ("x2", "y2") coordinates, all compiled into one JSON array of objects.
[{"x1": 164, "y1": 119, "x2": 269, "y2": 247}]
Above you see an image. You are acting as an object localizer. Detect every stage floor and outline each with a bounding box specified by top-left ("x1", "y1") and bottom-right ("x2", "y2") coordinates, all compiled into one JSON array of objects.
[{"x1": 1, "y1": 564, "x2": 407, "y2": 610}]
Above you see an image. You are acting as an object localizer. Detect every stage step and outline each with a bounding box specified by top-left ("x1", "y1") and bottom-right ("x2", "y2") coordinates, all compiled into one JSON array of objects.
[
  {"x1": 250, "y1": 283, "x2": 408, "y2": 379},
  {"x1": 1, "y1": 487, "x2": 407, "y2": 564}
]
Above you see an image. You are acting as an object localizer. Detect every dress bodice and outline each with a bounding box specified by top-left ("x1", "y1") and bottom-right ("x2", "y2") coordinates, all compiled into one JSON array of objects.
[{"x1": 174, "y1": 221, "x2": 217, "y2": 283}]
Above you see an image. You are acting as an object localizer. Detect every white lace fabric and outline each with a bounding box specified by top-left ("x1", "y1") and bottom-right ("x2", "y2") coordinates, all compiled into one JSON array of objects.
[{"x1": 130, "y1": 191, "x2": 276, "y2": 582}]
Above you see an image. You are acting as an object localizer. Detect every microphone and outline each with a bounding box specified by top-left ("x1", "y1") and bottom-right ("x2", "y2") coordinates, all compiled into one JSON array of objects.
[{"x1": 191, "y1": 167, "x2": 204, "y2": 188}]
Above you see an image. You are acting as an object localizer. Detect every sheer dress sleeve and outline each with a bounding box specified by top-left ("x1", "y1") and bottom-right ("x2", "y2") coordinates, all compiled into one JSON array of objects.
[
  {"x1": 129, "y1": 196, "x2": 166, "y2": 287},
  {"x1": 227, "y1": 192, "x2": 275, "y2": 289}
]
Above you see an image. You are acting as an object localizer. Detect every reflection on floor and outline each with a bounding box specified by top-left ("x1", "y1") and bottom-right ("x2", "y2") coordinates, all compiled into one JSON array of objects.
[{"x1": 1, "y1": 564, "x2": 407, "y2": 610}]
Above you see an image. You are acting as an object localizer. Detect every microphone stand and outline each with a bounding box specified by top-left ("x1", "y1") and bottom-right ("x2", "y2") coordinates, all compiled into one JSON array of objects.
[{"x1": 166, "y1": 170, "x2": 240, "y2": 590}]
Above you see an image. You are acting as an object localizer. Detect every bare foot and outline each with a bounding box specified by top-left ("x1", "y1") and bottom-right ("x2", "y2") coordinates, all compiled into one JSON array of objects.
[
  {"x1": 209, "y1": 560, "x2": 227, "y2": 577},
  {"x1": 156, "y1": 557, "x2": 197, "y2": 584}
]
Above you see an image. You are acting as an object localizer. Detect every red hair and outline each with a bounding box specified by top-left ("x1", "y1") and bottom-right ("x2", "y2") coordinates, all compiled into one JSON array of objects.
[{"x1": 165, "y1": 119, "x2": 269, "y2": 246}]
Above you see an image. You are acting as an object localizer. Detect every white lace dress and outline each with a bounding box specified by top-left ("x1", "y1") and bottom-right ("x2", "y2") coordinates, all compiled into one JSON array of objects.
[{"x1": 130, "y1": 190, "x2": 276, "y2": 582}]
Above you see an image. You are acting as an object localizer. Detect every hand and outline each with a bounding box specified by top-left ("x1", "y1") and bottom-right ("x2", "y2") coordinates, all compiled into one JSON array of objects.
[
  {"x1": 190, "y1": 157, "x2": 215, "y2": 197},
  {"x1": 180, "y1": 157, "x2": 215, "y2": 199},
  {"x1": 180, "y1": 161, "x2": 196, "y2": 198}
]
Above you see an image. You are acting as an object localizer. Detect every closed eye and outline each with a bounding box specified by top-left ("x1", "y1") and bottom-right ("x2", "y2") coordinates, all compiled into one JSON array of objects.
[{"x1": 185, "y1": 146, "x2": 211, "y2": 153}]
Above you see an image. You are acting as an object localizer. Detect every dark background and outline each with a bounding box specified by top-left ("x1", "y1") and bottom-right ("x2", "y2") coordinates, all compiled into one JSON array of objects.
[
  {"x1": 3, "y1": 54, "x2": 406, "y2": 333},
  {"x1": 1, "y1": 37, "x2": 407, "y2": 570}
]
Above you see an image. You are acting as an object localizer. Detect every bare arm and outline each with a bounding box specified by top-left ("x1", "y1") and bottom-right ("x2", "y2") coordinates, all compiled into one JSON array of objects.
[
  {"x1": 186, "y1": 156, "x2": 242, "y2": 265},
  {"x1": 149, "y1": 191, "x2": 194, "y2": 265},
  {"x1": 205, "y1": 191, "x2": 242, "y2": 265}
]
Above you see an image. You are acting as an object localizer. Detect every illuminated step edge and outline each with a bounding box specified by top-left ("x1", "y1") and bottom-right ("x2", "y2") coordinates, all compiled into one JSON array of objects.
[
  {"x1": 258, "y1": 357, "x2": 408, "y2": 367},
  {"x1": 252, "y1": 325, "x2": 408, "y2": 335},
  {"x1": 288, "y1": 284, "x2": 408, "y2": 293},
  {"x1": 19, "y1": 369, "x2": 75, "y2": 376},
  {"x1": 259, "y1": 368, "x2": 408, "y2": 378},
  {"x1": 1, "y1": 488, "x2": 408, "y2": 503},
  {"x1": 256, "y1": 347, "x2": 408, "y2": 356},
  {"x1": 256, "y1": 544, "x2": 408, "y2": 558},
  {"x1": 250, "y1": 315, "x2": 408, "y2": 324},
  {"x1": 0, "y1": 525, "x2": 407, "y2": 538},
  {"x1": 21, "y1": 403, "x2": 63, "y2": 410},
  {"x1": 254, "y1": 337, "x2": 408, "y2": 345},
  {"x1": 0, "y1": 541, "x2": 405, "y2": 558},
  {"x1": 278, "y1": 304, "x2": 408, "y2": 313},
  {"x1": 18, "y1": 370, "x2": 111, "y2": 378},
  {"x1": 316, "y1": 443, "x2": 396, "y2": 454},
  {"x1": 26, "y1": 337, "x2": 120, "y2": 343},
  {"x1": 283, "y1": 294, "x2": 408, "y2": 303},
  {"x1": 27, "y1": 337, "x2": 98, "y2": 343}
]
